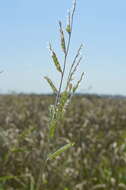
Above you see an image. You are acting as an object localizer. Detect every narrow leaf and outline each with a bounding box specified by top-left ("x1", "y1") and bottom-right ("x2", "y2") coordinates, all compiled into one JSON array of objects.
[
  {"x1": 10, "y1": 148, "x2": 29, "y2": 153},
  {"x1": 47, "y1": 142, "x2": 75, "y2": 160},
  {"x1": 44, "y1": 76, "x2": 58, "y2": 94},
  {"x1": 0, "y1": 176, "x2": 17, "y2": 182},
  {"x1": 19, "y1": 127, "x2": 36, "y2": 139}
]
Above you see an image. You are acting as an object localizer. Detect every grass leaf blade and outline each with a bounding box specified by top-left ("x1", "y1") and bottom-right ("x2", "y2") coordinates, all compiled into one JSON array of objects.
[{"x1": 47, "y1": 142, "x2": 75, "y2": 160}]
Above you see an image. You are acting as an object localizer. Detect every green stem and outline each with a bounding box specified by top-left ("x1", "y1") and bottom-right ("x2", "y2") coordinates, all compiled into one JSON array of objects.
[
  {"x1": 54, "y1": 2, "x2": 76, "y2": 107},
  {"x1": 36, "y1": 2, "x2": 77, "y2": 190}
]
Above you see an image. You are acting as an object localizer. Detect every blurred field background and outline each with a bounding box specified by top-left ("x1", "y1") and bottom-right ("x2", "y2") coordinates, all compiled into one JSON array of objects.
[{"x1": 0, "y1": 94, "x2": 126, "y2": 190}]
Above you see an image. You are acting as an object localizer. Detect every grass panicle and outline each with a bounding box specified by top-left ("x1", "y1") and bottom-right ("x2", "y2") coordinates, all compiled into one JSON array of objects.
[
  {"x1": 37, "y1": 0, "x2": 84, "y2": 189},
  {"x1": 0, "y1": 1, "x2": 84, "y2": 190}
]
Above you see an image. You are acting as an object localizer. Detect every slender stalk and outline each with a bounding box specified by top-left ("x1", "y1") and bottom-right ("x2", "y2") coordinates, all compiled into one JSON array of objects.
[
  {"x1": 36, "y1": 1, "x2": 77, "y2": 190},
  {"x1": 36, "y1": 127, "x2": 51, "y2": 190},
  {"x1": 66, "y1": 44, "x2": 83, "y2": 91},
  {"x1": 54, "y1": 34, "x2": 71, "y2": 107},
  {"x1": 54, "y1": 0, "x2": 76, "y2": 107}
]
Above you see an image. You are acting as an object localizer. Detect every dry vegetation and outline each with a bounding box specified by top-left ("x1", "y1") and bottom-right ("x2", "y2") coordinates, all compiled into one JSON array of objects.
[{"x1": 0, "y1": 94, "x2": 126, "y2": 190}]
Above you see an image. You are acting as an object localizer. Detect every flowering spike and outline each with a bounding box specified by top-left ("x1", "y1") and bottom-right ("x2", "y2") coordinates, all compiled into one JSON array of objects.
[
  {"x1": 49, "y1": 44, "x2": 63, "y2": 74},
  {"x1": 44, "y1": 76, "x2": 58, "y2": 94},
  {"x1": 59, "y1": 21, "x2": 66, "y2": 54}
]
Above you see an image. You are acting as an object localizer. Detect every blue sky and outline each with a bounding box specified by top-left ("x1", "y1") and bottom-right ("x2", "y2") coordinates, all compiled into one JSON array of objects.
[{"x1": 0, "y1": 0, "x2": 126, "y2": 95}]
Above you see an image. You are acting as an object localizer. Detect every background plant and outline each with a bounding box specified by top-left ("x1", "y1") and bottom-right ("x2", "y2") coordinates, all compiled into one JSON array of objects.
[{"x1": 0, "y1": 95, "x2": 126, "y2": 190}]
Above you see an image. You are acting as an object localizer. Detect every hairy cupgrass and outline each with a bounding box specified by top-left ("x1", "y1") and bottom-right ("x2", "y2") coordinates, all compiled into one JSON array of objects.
[
  {"x1": 36, "y1": 0, "x2": 84, "y2": 189},
  {"x1": 0, "y1": 1, "x2": 84, "y2": 189}
]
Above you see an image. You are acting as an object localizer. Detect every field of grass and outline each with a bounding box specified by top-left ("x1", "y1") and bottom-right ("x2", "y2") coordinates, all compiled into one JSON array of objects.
[{"x1": 0, "y1": 94, "x2": 126, "y2": 190}]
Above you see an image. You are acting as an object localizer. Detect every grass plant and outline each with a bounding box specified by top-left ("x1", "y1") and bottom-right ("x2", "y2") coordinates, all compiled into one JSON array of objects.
[
  {"x1": 1, "y1": 0, "x2": 126, "y2": 190},
  {"x1": 1, "y1": 95, "x2": 126, "y2": 190},
  {"x1": 36, "y1": 0, "x2": 84, "y2": 189},
  {"x1": 0, "y1": 0, "x2": 84, "y2": 189}
]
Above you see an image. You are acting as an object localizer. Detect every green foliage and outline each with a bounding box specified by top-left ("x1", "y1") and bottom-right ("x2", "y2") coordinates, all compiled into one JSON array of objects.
[
  {"x1": 0, "y1": 176, "x2": 17, "y2": 182},
  {"x1": 45, "y1": 0, "x2": 84, "y2": 146},
  {"x1": 47, "y1": 143, "x2": 74, "y2": 161},
  {"x1": 37, "y1": 1, "x2": 84, "y2": 188},
  {"x1": 49, "y1": 118, "x2": 57, "y2": 138}
]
